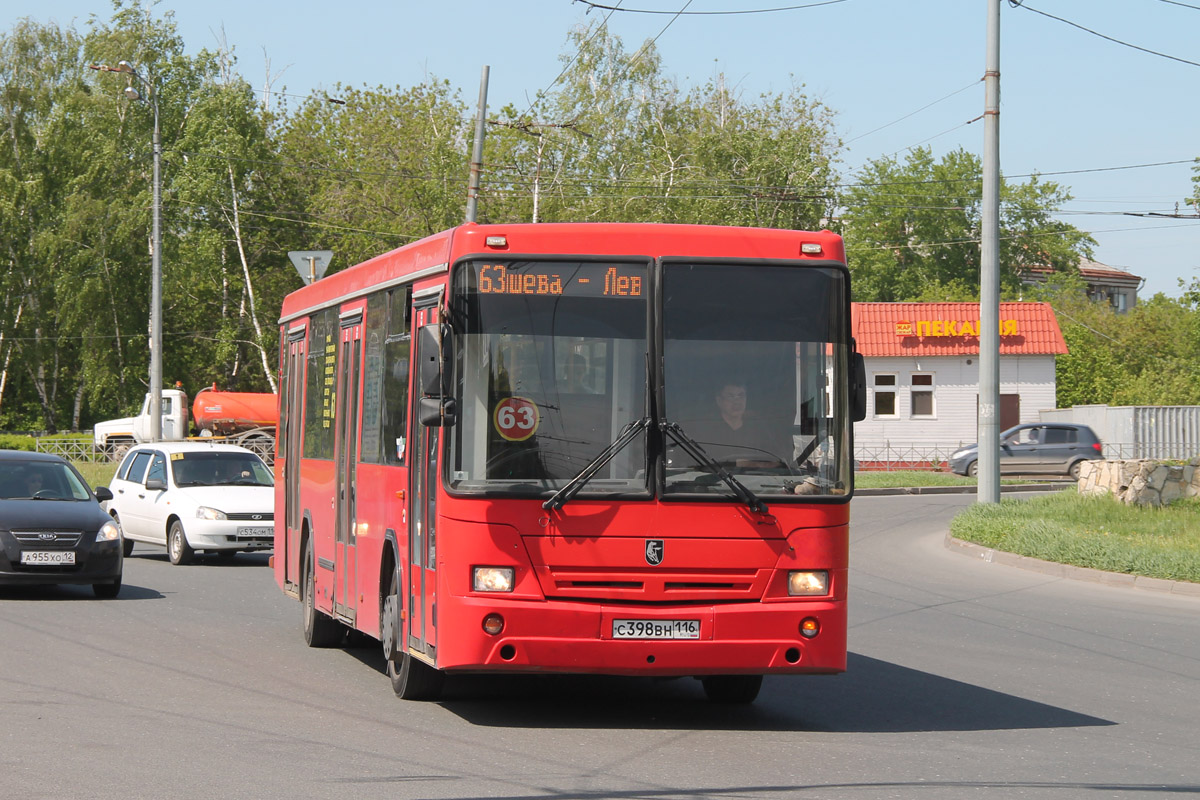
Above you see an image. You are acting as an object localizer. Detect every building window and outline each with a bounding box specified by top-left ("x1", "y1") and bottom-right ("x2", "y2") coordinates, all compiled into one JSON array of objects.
[
  {"x1": 873, "y1": 373, "x2": 897, "y2": 417},
  {"x1": 911, "y1": 373, "x2": 935, "y2": 417}
]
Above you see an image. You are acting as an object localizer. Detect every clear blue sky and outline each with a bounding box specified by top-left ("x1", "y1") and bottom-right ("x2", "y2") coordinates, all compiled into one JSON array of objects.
[{"x1": 6, "y1": 0, "x2": 1198, "y2": 298}]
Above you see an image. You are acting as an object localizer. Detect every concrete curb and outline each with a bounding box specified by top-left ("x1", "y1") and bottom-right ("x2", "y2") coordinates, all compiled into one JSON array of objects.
[{"x1": 944, "y1": 533, "x2": 1200, "y2": 598}]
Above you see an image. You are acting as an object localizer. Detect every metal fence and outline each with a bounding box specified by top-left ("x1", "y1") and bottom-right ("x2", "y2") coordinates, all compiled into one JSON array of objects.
[
  {"x1": 1041, "y1": 405, "x2": 1200, "y2": 461},
  {"x1": 35, "y1": 438, "x2": 117, "y2": 464},
  {"x1": 852, "y1": 441, "x2": 1179, "y2": 471},
  {"x1": 854, "y1": 443, "x2": 959, "y2": 471},
  {"x1": 33, "y1": 437, "x2": 275, "y2": 466}
]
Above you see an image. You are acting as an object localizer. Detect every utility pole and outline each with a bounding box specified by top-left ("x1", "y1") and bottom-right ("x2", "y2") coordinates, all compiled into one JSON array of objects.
[
  {"x1": 978, "y1": 0, "x2": 1002, "y2": 503},
  {"x1": 91, "y1": 60, "x2": 163, "y2": 442},
  {"x1": 465, "y1": 66, "x2": 490, "y2": 223}
]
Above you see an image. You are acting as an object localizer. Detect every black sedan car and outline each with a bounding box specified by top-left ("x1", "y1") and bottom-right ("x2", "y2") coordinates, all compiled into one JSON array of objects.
[
  {"x1": 948, "y1": 422, "x2": 1104, "y2": 480},
  {"x1": 0, "y1": 450, "x2": 123, "y2": 598}
]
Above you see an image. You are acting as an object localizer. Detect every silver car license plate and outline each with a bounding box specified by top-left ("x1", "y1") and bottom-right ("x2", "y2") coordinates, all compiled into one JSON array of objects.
[
  {"x1": 612, "y1": 619, "x2": 700, "y2": 639},
  {"x1": 20, "y1": 551, "x2": 76, "y2": 565}
]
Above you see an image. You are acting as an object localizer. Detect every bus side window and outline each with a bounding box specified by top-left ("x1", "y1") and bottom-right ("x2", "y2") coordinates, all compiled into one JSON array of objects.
[{"x1": 382, "y1": 289, "x2": 411, "y2": 464}]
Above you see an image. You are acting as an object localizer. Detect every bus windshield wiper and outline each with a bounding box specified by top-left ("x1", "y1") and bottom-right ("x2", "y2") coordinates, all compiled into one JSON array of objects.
[
  {"x1": 543, "y1": 417, "x2": 651, "y2": 511},
  {"x1": 660, "y1": 420, "x2": 769, "y2": 514}
]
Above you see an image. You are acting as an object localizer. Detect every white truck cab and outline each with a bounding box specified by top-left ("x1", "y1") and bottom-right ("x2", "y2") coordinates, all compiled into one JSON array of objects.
[{"x1": 93, "y1": 388, "x2": 190, "y2": 452}]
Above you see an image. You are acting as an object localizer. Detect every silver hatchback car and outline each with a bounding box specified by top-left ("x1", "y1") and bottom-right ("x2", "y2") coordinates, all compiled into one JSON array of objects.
[{"x1": 948, "y1": 423, "x2": 1104, "y2": 480}]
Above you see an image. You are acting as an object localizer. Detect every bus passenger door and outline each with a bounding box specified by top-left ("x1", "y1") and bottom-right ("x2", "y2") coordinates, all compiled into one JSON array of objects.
[
  {"x1": 334, "y1": 311, "x2": 363, "y2": 623},
  {"x1": 409, "y1": 300, "x2": 440, "y2": 659},
  {"x1": 282, "y1": 328, "x2": 306, "y2": 590}
]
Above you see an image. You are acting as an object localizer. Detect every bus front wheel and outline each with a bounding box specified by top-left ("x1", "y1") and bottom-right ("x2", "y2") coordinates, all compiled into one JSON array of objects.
[{"x1": 384, "y1": 568, "x2": 444, "y2": 701}]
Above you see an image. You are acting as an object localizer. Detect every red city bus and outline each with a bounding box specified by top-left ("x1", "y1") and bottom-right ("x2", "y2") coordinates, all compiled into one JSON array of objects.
[{"x1": 273, "y1": 222, "x2": 866, "y2": 703}]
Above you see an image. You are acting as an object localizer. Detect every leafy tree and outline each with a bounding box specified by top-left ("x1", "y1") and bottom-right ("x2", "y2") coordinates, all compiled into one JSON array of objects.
[
  {"x1": 841, "y1": 146, "x2": 1095, "y2": 302},
  {"x1": 274, "y1": 79, "x2": 470, "y2": 269},
  {"x1": 1031, "y1": 275, "x2": 1200, "y2": 407},
  {"x1": 484, "y1": 23, "x2": 840, "y2": 229},
  {"x1": 0, "y1": 18, "x2": 96, "y2": 431}
]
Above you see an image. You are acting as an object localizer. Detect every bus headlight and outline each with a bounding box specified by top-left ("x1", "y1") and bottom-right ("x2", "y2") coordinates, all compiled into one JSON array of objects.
[
  {"x1": 788, "y1": 570, "x2": 829, "y2": 596},
  {"x1": 473, "y1": 566, "x2": 515, "y2": 592}
]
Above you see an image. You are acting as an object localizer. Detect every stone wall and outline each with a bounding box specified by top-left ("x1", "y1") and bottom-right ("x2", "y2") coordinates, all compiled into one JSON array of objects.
[{"x1": 1077, "y1": 457, "x2": 1200, "y2": 507}]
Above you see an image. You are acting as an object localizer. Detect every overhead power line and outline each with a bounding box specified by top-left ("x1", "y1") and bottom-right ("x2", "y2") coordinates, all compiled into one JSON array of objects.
[
  {"x1": 844, "y1": 80, "x2": 980, "y2": 146},
  {"x1": 1157, "y1": 0, "x2": 1200, "y2": 11},
  {"x1": 1009, "y1": 1, "x2": 1200, "y2": 69},
  {"x1": 573, "y1": 0, "x2": 847, "y2": 14}
]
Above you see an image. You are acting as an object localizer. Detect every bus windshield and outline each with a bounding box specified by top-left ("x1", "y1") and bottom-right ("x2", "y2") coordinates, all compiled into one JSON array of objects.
[
  {"x1": 661, "y1": 262, "x2": 851, "y2": 500},
  {"x1": 449, "y1": 259, "x2": 649, "y2": 495}
]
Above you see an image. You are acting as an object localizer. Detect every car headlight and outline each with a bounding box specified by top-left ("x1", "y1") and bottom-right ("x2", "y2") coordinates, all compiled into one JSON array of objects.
[
  {"x1": 196, "y1": 506, "x2": 228, "y2": 521},
  {"x1": 950, "y1": 449, "x2": 968, "y2": 460},
  {"x1": 96, "y1": 520, "x2": 121, "y2": 542},
  {"x1": 788, "y1": 570, "x2": 829, "y2": 596},
  {"x1": 473, "y1": 566, "x2": 515, "y2": 592}
]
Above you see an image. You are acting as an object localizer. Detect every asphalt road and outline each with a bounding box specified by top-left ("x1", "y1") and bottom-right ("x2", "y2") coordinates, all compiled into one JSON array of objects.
[{"x1": 2, "y1": 493, "x2": 1197, "y2": 800}]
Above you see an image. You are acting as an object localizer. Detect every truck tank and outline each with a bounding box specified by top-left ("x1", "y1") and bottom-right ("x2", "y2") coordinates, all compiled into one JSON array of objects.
[{"x1": 192, "y1": 388, "x2": 277, "y2": 436}]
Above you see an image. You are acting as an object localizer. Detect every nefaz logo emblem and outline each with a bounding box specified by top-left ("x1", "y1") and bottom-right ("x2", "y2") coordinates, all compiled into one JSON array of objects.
[{"x1": 644, "y1": 539, "x2": 664, "y2": 566}]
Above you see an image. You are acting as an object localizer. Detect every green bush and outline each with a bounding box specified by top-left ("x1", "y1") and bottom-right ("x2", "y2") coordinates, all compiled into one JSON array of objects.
[{"x1": 0, "y1": 435, "x2": 37, "y2": 452}]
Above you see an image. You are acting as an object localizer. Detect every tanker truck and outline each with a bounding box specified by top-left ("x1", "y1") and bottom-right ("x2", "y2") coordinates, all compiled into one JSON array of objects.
[{"x1": 92, "y1": 385, "x2": 277, "y2": 463}]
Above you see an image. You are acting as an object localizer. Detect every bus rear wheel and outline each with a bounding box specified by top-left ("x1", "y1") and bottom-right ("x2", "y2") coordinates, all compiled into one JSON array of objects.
[
  {"x1": 700, "y1": 674, "x2": 763, "y2": 704},
  {"x1": 384, "y1": 568, "x2": 444, "y2": 700}
]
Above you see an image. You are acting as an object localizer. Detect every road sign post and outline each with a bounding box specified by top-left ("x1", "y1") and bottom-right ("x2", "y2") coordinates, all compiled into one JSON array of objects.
[{"x1": 288, "y1": 250, "x2": 333, "y2": 285}]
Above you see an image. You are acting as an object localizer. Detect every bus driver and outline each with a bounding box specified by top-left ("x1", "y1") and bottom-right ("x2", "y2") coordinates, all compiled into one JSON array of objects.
[{"x1": 691, "y1": 381, "x2": 782, "y2": 469}]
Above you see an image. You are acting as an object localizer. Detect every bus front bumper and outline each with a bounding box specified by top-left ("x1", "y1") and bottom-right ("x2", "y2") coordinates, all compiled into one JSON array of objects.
[{"x1": 431, "y1": 596, "x2": 846, "y2": 676}]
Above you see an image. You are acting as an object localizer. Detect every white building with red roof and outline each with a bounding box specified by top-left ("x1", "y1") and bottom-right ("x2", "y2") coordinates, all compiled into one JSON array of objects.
[{"x1": 852, "y1": 302, "x2": 1069, "y2": 459}]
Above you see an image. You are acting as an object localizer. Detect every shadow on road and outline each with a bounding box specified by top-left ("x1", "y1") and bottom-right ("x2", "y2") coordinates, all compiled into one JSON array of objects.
[
  {"x1": 339, "y1": 646, "x2": 1113, "y2": 733},
  {"x1": 0, "y1": 582, "x2": 164, "y2": 601},
  {"x1": 126, "y1": 550, "x2": 271, "y2": 568}
]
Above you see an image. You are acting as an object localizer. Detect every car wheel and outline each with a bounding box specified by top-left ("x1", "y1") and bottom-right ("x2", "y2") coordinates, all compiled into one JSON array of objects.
[
  {"x1": 112, "y1": 513, "x2": 134, "y2": 557},
  {"x1": 700, "y1": 674, "x2": 763, "y2": 703},
  {"x1": 967, "y1": 460, "x2": 979, "y2": 478},
  {"x1": 168, "y1": 520, "x2": 194, "y2": 566},
  {"x1": 1068, "y1": 460, "x2": 1083, "y2": 481},
  {"x1": 302, "y1": 539, "x2": 343, "y2": 647},
  {"x1": 93, "y1": 575, "x2": 121, "y2": 599},
  {"x1": 383, "y1": 565, "x2": 444, "y2": 700}
]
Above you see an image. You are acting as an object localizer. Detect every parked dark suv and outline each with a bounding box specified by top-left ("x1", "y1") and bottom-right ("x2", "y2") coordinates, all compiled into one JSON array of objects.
[{"x1": 948, "y1": 423, "x2": 1103, "y2": 480}]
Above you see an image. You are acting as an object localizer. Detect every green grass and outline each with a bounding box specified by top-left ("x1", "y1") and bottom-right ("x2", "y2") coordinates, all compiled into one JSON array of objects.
[
  {"x1": 76, "y1": 462, "x2": 118, "y2": 490},
  {"x1": 950, "y1": 490, "x2": 1200, "y2": 584},
  {"x1": 853, "y1": 470, "x2": 1031, "y2": 489}
]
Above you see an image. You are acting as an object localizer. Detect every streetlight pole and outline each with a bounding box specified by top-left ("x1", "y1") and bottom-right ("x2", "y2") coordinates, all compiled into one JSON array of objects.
[{"x1": 91, "y1": 60, "x2": 163, "y2": 442}]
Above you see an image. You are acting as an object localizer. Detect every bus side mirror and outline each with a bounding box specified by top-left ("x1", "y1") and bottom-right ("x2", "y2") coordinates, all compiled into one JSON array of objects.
[
  {"x1": 419, "y1": 397, "x2": 457, "y2": 427},
  {"x1": 851, "y1": 351, "x2": 866, "y2": 422},
  {"x1": 418, "y1": 326, "x2": 442, "y2": 397}
]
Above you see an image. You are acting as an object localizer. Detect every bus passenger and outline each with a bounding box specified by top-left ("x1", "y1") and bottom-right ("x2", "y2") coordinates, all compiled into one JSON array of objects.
[{"x1": 563, "y1": 353, "x2": 596, "y2": 394}]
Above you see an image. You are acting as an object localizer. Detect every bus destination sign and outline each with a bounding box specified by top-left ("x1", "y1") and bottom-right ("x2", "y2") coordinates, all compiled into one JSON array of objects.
[{"x1": 474, "y1": 263, "x2": 644, "y2": 298}]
